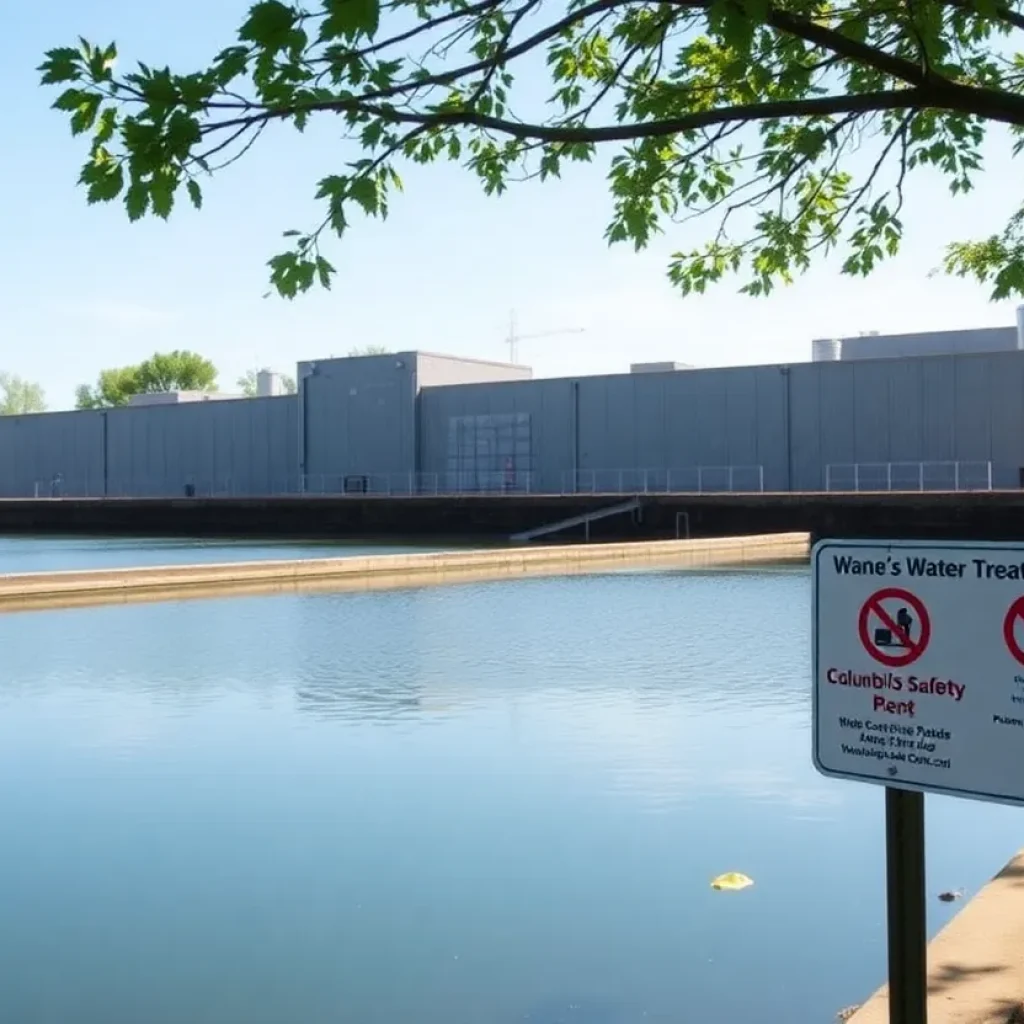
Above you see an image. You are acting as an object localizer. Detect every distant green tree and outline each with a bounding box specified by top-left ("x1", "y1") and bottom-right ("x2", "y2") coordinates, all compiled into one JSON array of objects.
[
  {"x1": 76, "y1": 351, "x2": 218, "y2": 408},
  {"x1": 0, "y1": 373, "x2": 47, "y2": 415},
  {"x1": 347, "y1": 345, "x2": 391, "y2": 356},
  {"x1": 236, "y1": 368, "x2": 297, "y2": 396}
]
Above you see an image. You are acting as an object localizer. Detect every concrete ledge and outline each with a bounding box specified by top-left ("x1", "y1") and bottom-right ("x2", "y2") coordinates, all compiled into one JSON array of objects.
[
  {"x1": 849, "y1": 849, "x2": 1024, "y2": 1024},
  {"x1": 0, "y1": 532, "x2": 809, "y2": 613}
]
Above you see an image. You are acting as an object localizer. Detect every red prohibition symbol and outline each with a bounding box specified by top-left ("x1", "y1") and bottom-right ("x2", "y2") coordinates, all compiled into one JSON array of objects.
[
  {"x1": 1002, "y1": 596, "x2": 1024, "y2": 667},
  {"x1": 857, "y1": 587, "x2": 931, "y2": 668}
]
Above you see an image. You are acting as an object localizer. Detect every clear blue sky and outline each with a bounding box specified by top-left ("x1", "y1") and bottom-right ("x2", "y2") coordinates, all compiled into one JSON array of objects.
[{"x1": 2, "y1": 0, "x2": 1021, "y2": 410}]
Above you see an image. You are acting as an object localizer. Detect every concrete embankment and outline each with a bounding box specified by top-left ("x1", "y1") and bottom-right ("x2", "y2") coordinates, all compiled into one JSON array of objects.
[
  {"x1": 849, "y1": 849, "x2": 1024, "y2": 1024},
  {"x1": 0, "y1": 532, "x2": 809, "y2": 613},
  {"x1": 5, "y1": 492, "x2": 1024, "y2": 543}
]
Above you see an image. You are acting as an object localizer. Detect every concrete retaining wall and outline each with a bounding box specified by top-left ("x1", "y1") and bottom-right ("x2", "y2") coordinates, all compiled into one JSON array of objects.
[
  {"x1": 0, "y1": 532, "x2": 809, "y2": 613},
  {"x1": 849, "y1": 848, "x2": 1024, "y2": 1024}
]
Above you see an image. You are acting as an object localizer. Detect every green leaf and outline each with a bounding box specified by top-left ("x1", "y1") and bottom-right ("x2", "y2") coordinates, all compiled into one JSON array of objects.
[
  {"x1": 239, "y1": 1, "x2": 298, "y2": 46},
  {"x1": 212, "y1": 46, "x2": 250, "y2": 84},
  {"x1": 165, "y1": 111, "x2": 202, "y2": 156},
  {"x1": 315, "y1": 174, "x2": 349, "y2": 233},
  {"x1": 268, "y1": 251, "x2": 317, "y2": 299},
  {"x1": 321, "y1": 0, "x2": 380, "y2": 41},
  {"x1": 150, "y1": 173, "x2": 176, "y2": 219},
  {"x1": 69, "y1": 92, "x2": 102, "y2": 135},
  {"x1": 94, "y1": 107, "x2": 117, "y2": 144},
  {"x1": 38, "y1": 47, "x2": 82, "y2": 85},
  {"x1": 315, "y1": 255, "x2": 335, "y2": 289},
  {"x1": 348, "y1": 175, "x2": 379, "y2": 215},
  {"x1": 187, "y1": 179, "x2": 203, "y2": 210},
  {"x1": 52, "y1": 87, "x2": 88, "y2": 112},
  {"x1": 125, "y1": 181, "x2": 150, "y2": 221},
  {"x1": 87, "y1": 41, "x2": 117, "y2": 80},
  {"x1": 80, "y1": 155, "x2": 124, "y2": 203}
]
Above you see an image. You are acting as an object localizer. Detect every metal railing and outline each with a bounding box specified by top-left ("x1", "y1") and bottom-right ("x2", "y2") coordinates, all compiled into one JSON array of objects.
[
  {"x1": 7, "y1": 473, "x2": 534, "y2": 499},
  {"x1": 3, "y1": 477, "x2": 303, "y2": 500},
  {"x1": 562, "y1": 465, "x2": 766, "y2": 494},
  {"x1": 299, "y1": 472, "x2": 536, "y2": 496},
  {"x1": 824, "y1": 461, "x2": 994, "y2": 492},
  {"x1": 3, "y1": 465, "x2": 768, "y2": 499}
]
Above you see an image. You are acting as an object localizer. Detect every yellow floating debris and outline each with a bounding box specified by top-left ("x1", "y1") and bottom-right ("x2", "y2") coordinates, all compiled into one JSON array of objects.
[{"x1": 710, "y1": 871, "x2": 754, "y2": 891}]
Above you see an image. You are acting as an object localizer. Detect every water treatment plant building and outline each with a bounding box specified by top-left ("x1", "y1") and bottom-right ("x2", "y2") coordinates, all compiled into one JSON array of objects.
[{"x1": 4, "y1": 320, "x2": 1024, "y2": 499}]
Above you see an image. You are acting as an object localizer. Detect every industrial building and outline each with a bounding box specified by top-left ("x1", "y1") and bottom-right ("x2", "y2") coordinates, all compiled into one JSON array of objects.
[{"x1": 3, "y1": 320, "x2": 1024, "y2": 499}]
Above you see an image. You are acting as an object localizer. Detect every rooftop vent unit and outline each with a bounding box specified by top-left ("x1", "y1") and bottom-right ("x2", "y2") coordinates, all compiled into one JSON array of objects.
[
  {"x1": 629, "y1": 361, "x2": 693, "y2": 373},
  {"x1": 811, "y1": 338, "x2": 842, "y2": 362}
]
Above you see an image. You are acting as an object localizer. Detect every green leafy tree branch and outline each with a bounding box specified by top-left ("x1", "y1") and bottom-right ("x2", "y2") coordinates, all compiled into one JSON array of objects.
[{"x1": 39, "y1": 0, "x2": 1024, "y2": 300}]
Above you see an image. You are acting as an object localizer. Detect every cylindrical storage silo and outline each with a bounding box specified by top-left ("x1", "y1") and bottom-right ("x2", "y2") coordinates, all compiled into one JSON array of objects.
[{"x1": 1016, "y1": 306, "x2": 1024, "y2": 349}]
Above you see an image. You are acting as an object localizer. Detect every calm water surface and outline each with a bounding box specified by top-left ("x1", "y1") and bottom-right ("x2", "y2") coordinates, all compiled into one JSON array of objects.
[
  {"x1": 0, "y1": 536, "x2": 440, "y2": 573},
  {"x1": 0, "y1": 562, "x2": 1020, "y2": 1024}
]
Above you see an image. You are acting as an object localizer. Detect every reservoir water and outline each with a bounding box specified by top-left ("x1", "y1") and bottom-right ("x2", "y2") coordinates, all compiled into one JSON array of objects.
[
  {"x1": 0, "y1": 546, "x2": 1020, "y2": 1024},
  {"x1": 0, "y1": 536, "x2": 438, "y2": 573}
]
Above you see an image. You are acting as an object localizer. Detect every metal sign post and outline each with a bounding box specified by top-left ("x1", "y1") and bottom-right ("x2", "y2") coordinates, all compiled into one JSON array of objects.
[
  {"x1": 885, "y1": 788, "x2": 927, "y2": 1024},
  {"x1": 811, "y1": 539, "x2": 1024, "y2": 1024}
]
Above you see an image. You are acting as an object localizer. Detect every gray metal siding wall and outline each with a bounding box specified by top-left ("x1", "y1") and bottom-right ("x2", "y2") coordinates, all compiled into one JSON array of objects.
[
  {"x1": 838, "y1": 327, "x2": 1019, "y2": 360},
  {"x1": 302, "y1": 354, "x2": 417, "y2": 489},
  {"x1": 988, "y1": 355, "x2": 1024, "y2": 488},
  {"x1": 418, "y1": 379, "x2": 574, "y2": 492},
  {"x1": 788, "y1": 352, "x2": 1024, "y2": 489},
  {"x1": 575, "y1": 367, "x2": 788, "y2": 489},
  {"x1": 105, "y1": 396, "x2": 298, "y2": 496},
  {"x1": 0, "y1": 411, "x2": 106, "y2": 497},
  {"x1": 418, "y1": 366, "x2": 790, "y2": 492}
]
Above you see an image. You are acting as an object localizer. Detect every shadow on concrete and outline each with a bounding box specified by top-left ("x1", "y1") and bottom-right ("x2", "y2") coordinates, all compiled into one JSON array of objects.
[
  {"x1": 925, "y1": 960, "x2": 1022, "y2": 1022},
  {"x1": 927, "y1": 960, "x2": 1006, "y2": 996},
  {"x1": 995, "y1": 861, "x2": 1024, "y2": 886}
]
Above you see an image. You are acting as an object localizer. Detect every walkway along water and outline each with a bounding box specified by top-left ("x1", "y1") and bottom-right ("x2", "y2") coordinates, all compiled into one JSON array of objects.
[
  {"x1": 848, "y1": 847, "x2": 1024, "y2": 1024},
  {"x1": 0, "y1": 533, "x2": 809, "y2": 612}
]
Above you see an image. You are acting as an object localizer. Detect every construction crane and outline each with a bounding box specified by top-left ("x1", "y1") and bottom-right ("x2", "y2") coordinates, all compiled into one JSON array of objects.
[{"x1": 505, "y1": 309, "x2": 585, "y2": 364}]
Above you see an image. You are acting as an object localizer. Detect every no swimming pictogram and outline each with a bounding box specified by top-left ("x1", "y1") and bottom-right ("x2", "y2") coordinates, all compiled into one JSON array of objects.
[
  {"x1": 1003, "y1": 596, "x2": 1024, "y2": 666},
  {"x1": 857, "y1": 587, "x2": 931, "y2": 668}
]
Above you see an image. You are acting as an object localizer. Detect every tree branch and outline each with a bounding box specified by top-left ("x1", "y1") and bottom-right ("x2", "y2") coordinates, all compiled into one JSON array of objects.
[{"x1": 201, "y1": 81, "x2": 1024, "y2": 149}]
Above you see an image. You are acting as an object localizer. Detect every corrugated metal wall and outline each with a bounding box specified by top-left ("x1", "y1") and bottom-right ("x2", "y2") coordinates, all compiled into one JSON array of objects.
[
  {"x1": 419, "y1": 352, "x2": 1024, "y2": 493},
  {"x1": 788, "y1": 352, "x2": 1024, "y2": 489},
  {"x1": 3, "y1": 349, "x2": 1024, "y2": 498},
  {"x1": 575, "y1": 366, "x2": 787, "y2": 490},
  {"x1": 0, "y1": 398, "x2": 298, "y2": 497},
  {"x1": 299, "y1": 354, "x2": 419, "y2": 492},
  {"x1": 105, "y1": 396, "x2": 298, "y2": 496},
  {"x1": 0, "y1": 410, "x2": 106, "y2": 497},
  {"x1": 418, "y1": 366, "x2": 789, "y2": 491}
]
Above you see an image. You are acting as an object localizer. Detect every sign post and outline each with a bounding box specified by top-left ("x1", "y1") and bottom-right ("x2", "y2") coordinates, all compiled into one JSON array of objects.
[
  {"x1": 812, "y1": 539, "x2": 1024, "y2": 1024},
  {"x1": 885, "y1": 788, "x2": 926, "y2": 1024}
]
